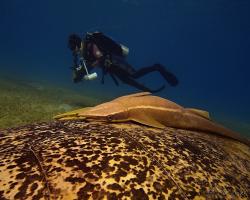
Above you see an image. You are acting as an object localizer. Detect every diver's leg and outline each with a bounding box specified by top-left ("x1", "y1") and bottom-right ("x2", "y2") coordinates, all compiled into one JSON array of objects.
[
  {"x1": 131, "y1": 64, "x2": 179, "y2": 86},
  {"x1": 114, "y1": 73, "x2": 165, "y2": 93},
  {"x1": 110, "y1": 58, "x2": 137, "y2": 76},
  {"x1": 107, "y1": 58, "x2": 166, "y2": 92}
]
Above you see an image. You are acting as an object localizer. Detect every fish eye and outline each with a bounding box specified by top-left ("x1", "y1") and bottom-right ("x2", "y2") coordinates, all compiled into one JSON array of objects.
[{"x1": 107, "y1": 115, "x2": 113, "y2": 121}]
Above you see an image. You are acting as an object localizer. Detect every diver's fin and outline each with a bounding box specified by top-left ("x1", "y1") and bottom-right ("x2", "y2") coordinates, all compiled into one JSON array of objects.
[
  {"x1": 186, "y1": 108, "x2": 210, "y2": 120},
  {"x1": 154, "y1": 64, "x2": 179, "y2": 86},
  {"x1": 149, "y1": 84, "x2": 166, "y2": 93}
]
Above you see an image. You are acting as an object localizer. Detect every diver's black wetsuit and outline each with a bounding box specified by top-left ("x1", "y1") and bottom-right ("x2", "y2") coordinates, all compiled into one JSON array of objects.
[
  {"x1": 102, "y1": 56, "x2": 178, "y2": 93},
  {"x1": 73, "y1": 32, "x2": 178, "y2": 93}
]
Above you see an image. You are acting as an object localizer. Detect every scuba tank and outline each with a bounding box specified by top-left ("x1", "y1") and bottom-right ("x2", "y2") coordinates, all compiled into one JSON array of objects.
[
  {"x1": 120, "y1": 43, "x2": 129, "y2": 57},
  {"x1": 85, "y1": 32, "x2": 129, "y2": 58}
]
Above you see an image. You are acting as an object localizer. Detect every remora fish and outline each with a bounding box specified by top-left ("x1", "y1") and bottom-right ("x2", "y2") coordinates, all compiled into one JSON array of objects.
[{"x1": 54, "y1": 92, "x2": 249, "y2": 146}]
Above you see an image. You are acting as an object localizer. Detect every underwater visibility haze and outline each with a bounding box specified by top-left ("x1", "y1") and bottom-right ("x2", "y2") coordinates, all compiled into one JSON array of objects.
[
  {"x1": 0, "y1": 0, "x2": 250, "y2": 136},
  {"x1": 0, "y1": 1, "x2": 250, "y2": 199}
]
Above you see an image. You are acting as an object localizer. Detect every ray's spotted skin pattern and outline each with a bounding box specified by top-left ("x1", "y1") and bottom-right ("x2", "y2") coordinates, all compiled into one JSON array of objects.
[{"x1": 0, "y1": 120, "x2": 249, "y2": 199}]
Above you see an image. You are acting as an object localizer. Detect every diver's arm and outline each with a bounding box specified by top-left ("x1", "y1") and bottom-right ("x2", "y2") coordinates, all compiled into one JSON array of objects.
[
  {"x1": 71, "y1": 55, "x2": 90, "y2": 83},
  {"x1": 71, "y1": 53, "x2": 78, "y2": 69}
]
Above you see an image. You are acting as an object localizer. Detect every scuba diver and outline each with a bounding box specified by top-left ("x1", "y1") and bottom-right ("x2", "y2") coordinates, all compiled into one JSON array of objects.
[{"x1": 67, "y1": 31, "x2": 179, "y2": 93}]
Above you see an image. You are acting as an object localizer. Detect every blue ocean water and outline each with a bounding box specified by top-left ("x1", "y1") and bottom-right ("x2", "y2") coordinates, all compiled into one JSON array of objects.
[{"x1": 0, "y1": 0, "x2": 249, "y2": 135}]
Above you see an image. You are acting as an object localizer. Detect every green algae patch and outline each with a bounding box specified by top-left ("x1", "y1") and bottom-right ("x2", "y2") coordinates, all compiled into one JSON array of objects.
[{"x1": 0, "y1": 78, "x2": 101, "y2": 129}]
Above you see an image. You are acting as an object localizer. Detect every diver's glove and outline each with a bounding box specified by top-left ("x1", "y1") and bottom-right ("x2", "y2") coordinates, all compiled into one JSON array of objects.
[{"x1": 72, "y1": 65, "x2": 85, "y2": 83}]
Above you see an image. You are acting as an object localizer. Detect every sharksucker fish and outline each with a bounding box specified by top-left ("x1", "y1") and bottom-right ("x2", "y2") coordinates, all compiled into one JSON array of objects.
[{"x1": 55, "y1": 92, "x2": 250, "y2": 146}]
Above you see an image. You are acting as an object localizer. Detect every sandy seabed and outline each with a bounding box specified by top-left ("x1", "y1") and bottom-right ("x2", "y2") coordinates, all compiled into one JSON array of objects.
[{"x1": 0, "y1": 77, "x2": 103, "y2": 129}]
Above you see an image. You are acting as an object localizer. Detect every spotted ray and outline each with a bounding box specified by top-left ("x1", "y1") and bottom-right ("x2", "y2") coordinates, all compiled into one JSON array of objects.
[{"x1": 0, "y1": 121, "x2": 250, "y2": 199}]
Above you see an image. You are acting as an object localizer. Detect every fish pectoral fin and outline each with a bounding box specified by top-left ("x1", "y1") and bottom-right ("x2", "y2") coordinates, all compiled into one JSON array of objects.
[
  {"x1": 130, "y1": 115, "x2": 166, "y2": 129},
  {"x1": 186, "y1": 108, "x2": 210, "y2": 120},
  {"x1": 53, "y1": 107, "x2": 93, "y2": 120}
]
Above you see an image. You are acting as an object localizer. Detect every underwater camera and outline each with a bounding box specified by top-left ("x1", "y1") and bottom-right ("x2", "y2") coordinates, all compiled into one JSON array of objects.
[
  {"x1": 84, "y1": 72, "x2": 98, "y2": 81},
  {"x1": 79, "y1": 58, "x2": 98, "y2": 81},
  {"x1": 83, "y1": 61, "x2": 97, "y2": 81}
]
